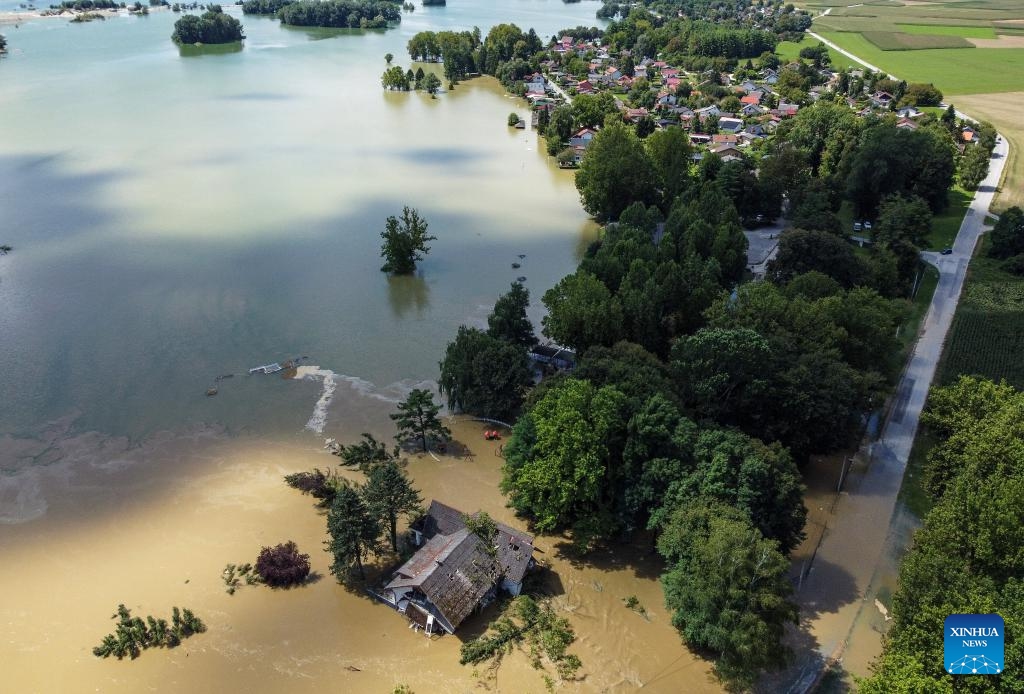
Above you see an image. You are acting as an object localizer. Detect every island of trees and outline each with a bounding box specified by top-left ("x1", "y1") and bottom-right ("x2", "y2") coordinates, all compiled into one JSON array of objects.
[
  {"x1": 241, "y1": 0, "x2": 401, "y2": 29},
  {"x1": 171, "y1": 5, "x2": 244, "y2": 45}
]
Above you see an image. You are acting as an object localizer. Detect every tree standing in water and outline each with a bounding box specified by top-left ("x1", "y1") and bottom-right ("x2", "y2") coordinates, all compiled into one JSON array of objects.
[
  {"x1": 391, "y1": 388, "x2": 450, "y2": 452},
  {"x1": 380, "y1": 207, "x2": 436, "y2": 275},
  {"x1": 325, "y1": 484, "x2": 380, "y2": 580},
  {"x1": 363, "y1": 460, "x2": 423, "y2": 552}
]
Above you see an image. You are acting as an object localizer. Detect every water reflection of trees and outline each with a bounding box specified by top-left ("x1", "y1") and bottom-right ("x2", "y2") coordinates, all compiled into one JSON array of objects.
[{"x1": 387, "y1": 274, "x2": 429, "y2": 318}]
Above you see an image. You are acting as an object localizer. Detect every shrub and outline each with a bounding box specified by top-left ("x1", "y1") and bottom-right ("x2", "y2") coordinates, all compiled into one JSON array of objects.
[{"x1": 255, "y1": 541, "x2": 311, "y2": 587}]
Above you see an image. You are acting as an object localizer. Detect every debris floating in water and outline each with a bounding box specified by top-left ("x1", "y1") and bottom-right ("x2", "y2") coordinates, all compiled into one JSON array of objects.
[
  {"x1": 511, "y1": 262, "x2": 521, "y2": 269},
  {"x1": 517, "y1": 276, "x2": 527, "y2": 282},
  {"x1": 518, "y1": 254, "x2": 526, "y2": 259}
]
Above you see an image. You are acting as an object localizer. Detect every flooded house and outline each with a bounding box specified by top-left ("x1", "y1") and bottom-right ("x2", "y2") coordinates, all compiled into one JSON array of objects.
[{"x1": 375, "y1": 501, "x2": 535, "y2": 635}]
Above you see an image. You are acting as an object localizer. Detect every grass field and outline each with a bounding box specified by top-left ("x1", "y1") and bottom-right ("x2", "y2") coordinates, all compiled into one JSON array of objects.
[
  {"x1": 816, "y1": 31, "x2": 1024, "y2": 93},
  {"x1": 775, "y1": 38, "x2": 850, "y2": 68},
  {"x1": 938, "y1": 237, "x2": 1024, "y2": 389},
  {"x1": 861, "y1": 31, "x2": 972, "y2": 50},
  {"x1": 896, "y1": 23, "x2": 997, "y2": 39}
]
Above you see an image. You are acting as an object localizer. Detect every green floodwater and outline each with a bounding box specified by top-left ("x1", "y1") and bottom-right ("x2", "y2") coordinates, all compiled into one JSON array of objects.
[{"x1": 0, "y1": 1, "x2": 603, "y2": 441}]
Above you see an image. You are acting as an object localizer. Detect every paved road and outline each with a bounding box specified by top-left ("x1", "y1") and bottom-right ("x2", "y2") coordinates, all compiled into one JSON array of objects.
[
  {"x1": 768, "y1": 79, "x2": 1010, "y2": 694},
  {"x1": 808, "y1": 30, "x2": 893, "y2": 77}
]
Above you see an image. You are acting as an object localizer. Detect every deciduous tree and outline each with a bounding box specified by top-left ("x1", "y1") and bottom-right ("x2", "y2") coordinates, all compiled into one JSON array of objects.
[{"x1": 380, "y1": 206, "x2": 435, "y2": 274}]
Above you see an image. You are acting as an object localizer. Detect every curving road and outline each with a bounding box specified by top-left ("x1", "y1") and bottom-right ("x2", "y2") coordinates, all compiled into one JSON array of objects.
[{"x1": 770, "y1": 40, "x2": 1011, "y2": 692}]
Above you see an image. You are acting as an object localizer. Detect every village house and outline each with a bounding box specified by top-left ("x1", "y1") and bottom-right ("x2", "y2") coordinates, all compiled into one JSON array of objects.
[
  {"x1": 710, "y1": 142, "x2": 744, "y2": 162},
  {"x1": 741, "y1": 102, "x2": 766, "y2": 118},
  {"x1": 376, "y1": 500, "x2": 535, "y2": 636},
  {"x1": 870, "y1": 90, "x2": 894, "y2": 109},
  {"x1": 696, "y1": 104, "x2": 722, "y2": 121},
  {"x1": 774, "y1": 101, "x2": 800, "y2": 117},
  {"x1": 718, "y1": 117, "x2": 745, "y2": 134}
]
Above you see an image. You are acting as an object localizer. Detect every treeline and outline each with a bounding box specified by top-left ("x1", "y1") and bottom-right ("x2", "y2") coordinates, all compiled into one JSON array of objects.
[
  {"x1": 276, "y1": 0, "x2": 400, "y2": 28},
  {"x1": 51, "y1": 0, "x2": 120, "y2": 7},
  {"x1": 171, "y1": 6, "x2": 244, "y2": 44},
  {"x1": 240, "y1": 0, "x2": 291, "y2": 13},
  {"x1": 859, "y1": 377, "x2": 1023, "y2": 692}
]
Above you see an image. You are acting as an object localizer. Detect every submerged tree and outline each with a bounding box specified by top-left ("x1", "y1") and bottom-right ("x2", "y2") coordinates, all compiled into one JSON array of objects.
[
  {"x1": 325, "y1": 484, "x2": 381, "y2": 580},
  {"x1": 335, "y1": 432, "x2": 399, "y2": 472},
  {"x1": 391, "y1": 388, "x2": 450, "y2": 452},
  {"x1": 363, "y1": 459, "x2": 423, "y2": 552},
  {"x1": 487, "y1": 281, "x2": 538, "y2": 349},
  {"x1": 93, "y1": 604, "x2": 205, "y2": 659},
  {"x1": 438, "y1": 326, "x2": 532, "y2": 421},
  {"x1": 658, "y1": 504, "x2": 797, "y2": 689},
  {"x1": 284, "y1": 467, "x2": 341, "y2": 507},
  {"x1": 380, "y1": 206, "x2": 435, "y2": 274},
  {"x1": 423, "y1": 72, "x2": 442, "y2": 96}
]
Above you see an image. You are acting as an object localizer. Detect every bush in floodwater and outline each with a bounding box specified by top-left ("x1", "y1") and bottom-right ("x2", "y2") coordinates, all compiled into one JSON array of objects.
[
  {"x1": 255, "y1": 541, "x2": 311, "y2": 588},
  {"x1": 222, "y1": 561, "x2": 260, "y2": 594},
  {"x1": 93, "y1": 604, "x2": 206, "y2": 659}
]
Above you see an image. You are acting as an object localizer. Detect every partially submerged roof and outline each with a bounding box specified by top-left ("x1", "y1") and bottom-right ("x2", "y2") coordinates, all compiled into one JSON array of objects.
[
  {"x1": 385, "y1": 527, "x2": 501, "y2": 631},
  {"x1": 411, "y1": 500, "x2": 536, "y2": 588}
]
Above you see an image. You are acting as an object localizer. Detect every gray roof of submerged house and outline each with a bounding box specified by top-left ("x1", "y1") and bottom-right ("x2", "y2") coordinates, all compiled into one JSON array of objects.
[
  {"x1": 413, "y1": 500, "x2": 536, "y2": 585},
  {"x1": 386, "y1": 528, "x2": 501, "y2": 631}
]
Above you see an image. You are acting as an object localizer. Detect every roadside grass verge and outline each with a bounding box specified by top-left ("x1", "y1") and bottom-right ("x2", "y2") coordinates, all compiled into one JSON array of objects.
[
  {"x1": 899, "y1": 427, "x2": 938, "y2": 519},
  {"x1": 926, "y1": 187, "x2": 972, "y2": 250}
]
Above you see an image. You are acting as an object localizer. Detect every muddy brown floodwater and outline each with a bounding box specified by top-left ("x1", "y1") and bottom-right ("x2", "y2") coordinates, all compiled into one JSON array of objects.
[{"x1": 0, "y1": 416, "x2": 722, "y2": 693}]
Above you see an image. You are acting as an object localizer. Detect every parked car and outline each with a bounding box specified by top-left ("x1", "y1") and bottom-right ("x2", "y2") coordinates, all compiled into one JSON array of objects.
[
  {"x1": 853, "y1": 222, "x2": 863, "y2": 232},
  {"x1": 941, "y1": 247, "x2": 954, "y2": 255},
  {"x1": 864, "y1": 221, "x2": 872, "y2": 230}
]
